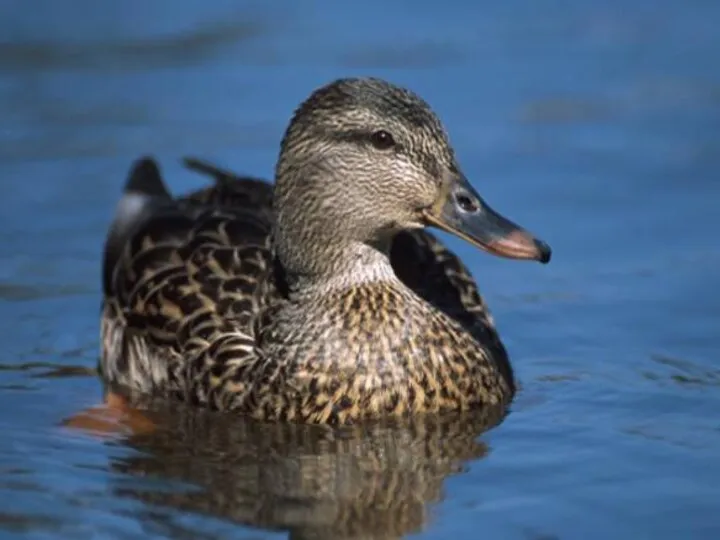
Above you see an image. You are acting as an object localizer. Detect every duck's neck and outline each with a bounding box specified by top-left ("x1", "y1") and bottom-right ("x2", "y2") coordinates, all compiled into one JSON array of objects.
[
  {"x1": 272, "y1": 164, "x2": 403, "y2": 297},
  {"x1": 274, "y1": 230, "x2": 400, "y2": 298}
]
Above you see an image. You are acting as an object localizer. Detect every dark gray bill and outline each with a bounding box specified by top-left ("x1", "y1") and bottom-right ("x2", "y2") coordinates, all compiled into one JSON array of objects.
[{"x1": 423, "y1": 174, "x2": 551, "y2": 263}]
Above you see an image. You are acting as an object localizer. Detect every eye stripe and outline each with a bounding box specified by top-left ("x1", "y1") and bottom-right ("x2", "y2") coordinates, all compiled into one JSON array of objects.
[
  {"x1": 318, "y1": 128, "x2": 444, "y2": 178},
  {"x1": 322, "y1": 129, "x2": 400, "y2": 150}
]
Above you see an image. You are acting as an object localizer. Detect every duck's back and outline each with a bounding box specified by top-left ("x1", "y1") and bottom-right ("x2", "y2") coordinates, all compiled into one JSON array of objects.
[
  {"x1": 100, "y1": 157, "x2": 511, "y2": 412},
  {"x1": 101, "y1": 158, "x2": 278, "y2": 397}
]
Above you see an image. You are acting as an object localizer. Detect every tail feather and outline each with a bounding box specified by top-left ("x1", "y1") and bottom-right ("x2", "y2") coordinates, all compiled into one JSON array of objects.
[
  {"x1": 103, "y1": 157, "x2": 172, "y2": 295},
  {"x1": 182, "y1": 156, "x2": 241, "y2": 187},
  {"x1": 124, "y1": 157, "x2": 171, "y2": 197}
]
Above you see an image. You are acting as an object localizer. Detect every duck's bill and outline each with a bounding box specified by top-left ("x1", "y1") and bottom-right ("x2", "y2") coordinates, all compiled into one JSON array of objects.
[{"x1": 423, "y1": 175, "x2": 552, "y2": 264}]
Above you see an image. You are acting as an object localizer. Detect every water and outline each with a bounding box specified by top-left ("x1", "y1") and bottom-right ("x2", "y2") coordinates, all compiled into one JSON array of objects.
[{"x1": 1, "y1": 0, "x2": 719, "y2": 538}]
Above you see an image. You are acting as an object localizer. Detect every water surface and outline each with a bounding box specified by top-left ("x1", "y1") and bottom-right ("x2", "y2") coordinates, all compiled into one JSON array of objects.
[{"x1": 1, "y1": 1, "x2": 719, "y2": 538}]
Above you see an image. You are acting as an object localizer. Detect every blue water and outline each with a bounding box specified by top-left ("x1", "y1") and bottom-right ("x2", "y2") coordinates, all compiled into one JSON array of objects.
[{"x1": 1, "y1": 0, "x2": 719, "y2": 538}]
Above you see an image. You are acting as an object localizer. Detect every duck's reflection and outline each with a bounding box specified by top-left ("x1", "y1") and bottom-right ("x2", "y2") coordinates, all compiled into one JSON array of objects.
[{"x1": 107, "y1": 400, "x2": 506, "y2": 539}]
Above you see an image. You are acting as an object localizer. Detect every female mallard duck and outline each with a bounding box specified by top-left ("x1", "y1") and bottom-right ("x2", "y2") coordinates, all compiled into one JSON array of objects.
[{"x1": 101, "y1": 77, "x2": 551, "y2": 425}]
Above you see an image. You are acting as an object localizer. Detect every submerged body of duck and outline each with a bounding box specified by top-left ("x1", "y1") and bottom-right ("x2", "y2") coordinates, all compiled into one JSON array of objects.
[{"x1": 100, "y1": 77, "x2": 551, "y2": 425}]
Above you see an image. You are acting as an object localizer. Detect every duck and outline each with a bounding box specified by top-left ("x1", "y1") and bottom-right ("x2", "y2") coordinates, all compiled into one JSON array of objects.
[{"x1": 100, "y1": 77, "x2": 551, "y2": 425}]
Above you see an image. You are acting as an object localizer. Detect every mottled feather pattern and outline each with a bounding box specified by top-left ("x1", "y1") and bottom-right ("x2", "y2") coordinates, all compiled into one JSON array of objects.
[
  {"x1": 102, "y1": 160, "x2": 276, "y2": 395},
  {"x1": 243, "y1": 283, "x2": 511, "y2": 424},
  {"x1": 101, "y1": 156, "x2": 512, "y2": 424}
]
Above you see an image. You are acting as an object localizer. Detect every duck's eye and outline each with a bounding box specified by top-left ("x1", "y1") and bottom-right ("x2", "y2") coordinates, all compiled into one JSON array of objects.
[
  {"x1": 369, "y1": 130, "x2": 395, "y2": 150},
  {"x1": 455, "y1": 192, "x2": 479, "y2": 213}
]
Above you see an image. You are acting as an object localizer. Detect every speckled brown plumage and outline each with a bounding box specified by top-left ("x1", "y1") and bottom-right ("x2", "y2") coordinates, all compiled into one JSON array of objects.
[{"x1": 101, "y1": 77, "x2": 551, "y2": 425}]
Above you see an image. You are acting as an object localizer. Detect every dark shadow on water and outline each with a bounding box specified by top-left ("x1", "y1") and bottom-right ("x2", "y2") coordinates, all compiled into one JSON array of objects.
[
  {"x1": 0, "y1": 19, "x2": 271, "y2": 73},
  {"x1": 0, "y1": 361, "x2": 96, "y2": 378},
  {"x1": 0, "y1": 512, "x2": 64, "y2": 535},
  {"x1": 641, "y1": 354, "x2": 720, "y2": 388},
  {"x1": 0, "y1": 362, "x2": 96, "y2": 390},
  {"x1": 0, "y1": 282, "x2": 92, "y2": 302},
  {"x1": 104, "y1": 402, "x2": 505, "y2": 540}
]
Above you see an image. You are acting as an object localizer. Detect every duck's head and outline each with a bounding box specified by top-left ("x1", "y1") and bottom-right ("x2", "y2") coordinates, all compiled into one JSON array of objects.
[{"x1": 274, "y1": 77, "x2": 551, "y2": 280}]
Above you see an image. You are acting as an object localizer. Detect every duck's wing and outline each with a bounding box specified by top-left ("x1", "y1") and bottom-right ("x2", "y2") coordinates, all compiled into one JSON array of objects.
[
  {"x1": 179, "y1": 157, "x2": 274, "y2": 209},
  {"x1": 101, "y1": 157, "x2": 277, "y2": 399}
]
